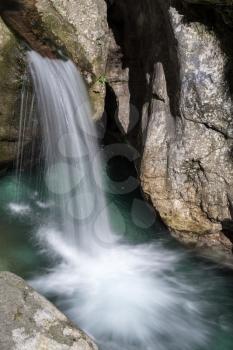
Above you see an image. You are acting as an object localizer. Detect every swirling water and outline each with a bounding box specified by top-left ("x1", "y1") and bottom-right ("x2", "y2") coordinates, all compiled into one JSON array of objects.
[{"x1": 0, "y1": 52, "x2": 233, "y2": 349}]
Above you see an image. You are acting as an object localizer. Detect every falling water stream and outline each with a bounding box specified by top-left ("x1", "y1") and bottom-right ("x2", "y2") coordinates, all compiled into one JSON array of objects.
[{"x1": 1, "y1": 51, "x2": 233, "y2": 350}]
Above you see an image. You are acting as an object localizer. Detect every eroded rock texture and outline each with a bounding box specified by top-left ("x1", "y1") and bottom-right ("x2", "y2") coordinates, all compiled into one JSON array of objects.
[
  {"x1": 0, "y1": 271, "x2": 98, "y2": 350},
  {"x1": 1, "y1": 0, "x2": 233, "y2": 252},
  {"x1": 105, "y1": 0, "x2": 233, "y2": 252},
  {"x1": 142, "y1": 5, "x2": 233, "y2": 251},
  {"x1": 0, "y1": 18, "x2": 27, "y2": 169},
  {"x1": 0, "y1": 0, "x2": 109, "y2": 121}
]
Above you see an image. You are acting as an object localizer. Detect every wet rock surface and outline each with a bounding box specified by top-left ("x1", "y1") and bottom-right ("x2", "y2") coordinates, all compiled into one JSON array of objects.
[
  {"x1": 0, "y1": 271, "x2": 98, "y2": 350},
  {"x1": 1, "y1": 0, "x2": 109, "y2": 120},
  {"x1": 0, "y1": 18, "x2": 27, "y2": 169}
]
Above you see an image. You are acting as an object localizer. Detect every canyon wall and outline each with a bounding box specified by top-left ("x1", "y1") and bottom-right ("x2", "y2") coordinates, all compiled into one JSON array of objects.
[
  {"x1": 105, "y1": 0, "x2": 233, "y2": 253},
  {"x1": 1, "y1": 0, "x2": 233, "y2": 253},
  {"x1": 0, "y1": 18, "x2": 25, "y2": 169}
]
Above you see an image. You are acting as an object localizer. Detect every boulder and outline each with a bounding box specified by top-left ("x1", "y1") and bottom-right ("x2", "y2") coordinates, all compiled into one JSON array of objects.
[{"x1": 0, "y1": 271, "x2": 98, "y2": 350}]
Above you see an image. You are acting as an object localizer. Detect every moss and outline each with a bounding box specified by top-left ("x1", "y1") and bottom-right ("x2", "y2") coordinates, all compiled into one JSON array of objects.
[
  {"x1": 96, "y1": 75, "x2": 108, "y2": 84},
  {"x1": 0, "y1": 20, "x2": 26, "y2": 165},
  {"x1": 0, "y1": 142, "x2": 17, "y2": 162},
  {"x1": 40, "y1": 10, "x2": 95, "y2": 75}
]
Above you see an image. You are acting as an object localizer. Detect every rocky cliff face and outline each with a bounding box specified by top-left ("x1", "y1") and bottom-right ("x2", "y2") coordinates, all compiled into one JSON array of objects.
[
  {"x1": 1, "y1": 0, "x2": 233, "y2": 253},
  {"x1": 0, "y1": 0, "x2": 109, "y2": 169},
  {"x1": 1, "y1": 0, "x2": 109, "y2": 121},
  {"x1": 0, "y1": 18, "x2": 26, "y2": 170},
  {"x1": 105, "y1": 0, "x2": 233, "y2": 253},
  {"x1": 142, "y1": 4, "x2": 233, "y2": 252}
]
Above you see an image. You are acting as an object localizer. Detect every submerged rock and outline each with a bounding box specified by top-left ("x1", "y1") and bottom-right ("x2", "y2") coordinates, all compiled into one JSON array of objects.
[{"x1": 0, "y1": 271, "x2": 98, "y2": 350}]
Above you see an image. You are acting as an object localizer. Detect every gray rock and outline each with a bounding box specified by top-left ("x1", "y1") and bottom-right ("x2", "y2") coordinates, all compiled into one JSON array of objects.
[
  {"x1": 106, "y1": 30, "x2": 130, "y2": 134},
  {"x1": 0, "y1": 271, "x2": 98, "y2": 350},
  {"x1": 2, "y1": 0, "x2": 233, "y2": 253},
  {"x1": 141, "y1": 3, "x2": 233, "y2": 252},
  {"x1": 106, "y1": 0, "x2": 233, "y2": 253}
]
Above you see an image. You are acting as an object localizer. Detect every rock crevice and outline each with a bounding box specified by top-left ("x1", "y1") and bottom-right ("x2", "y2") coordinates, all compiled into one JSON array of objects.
[{"x1": 104, "y1": 0, "x2": 233, "y2": 253}]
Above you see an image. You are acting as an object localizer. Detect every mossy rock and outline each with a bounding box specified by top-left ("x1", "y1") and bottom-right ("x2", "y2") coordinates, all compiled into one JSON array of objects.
[{"x1": 0, "y1": 18, "x2": 27, "y2": 167}]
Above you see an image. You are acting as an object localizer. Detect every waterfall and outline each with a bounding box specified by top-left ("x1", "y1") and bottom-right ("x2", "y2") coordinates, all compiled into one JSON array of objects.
[
  {"x1": 16, "y1": 71, "x2": 37, "y2": 195},
  {"x1": 28, "y1": 51, "x2": 116, "y2": 253},
  {"x1": 27, "y1": 51, "x2": 210, "y2": 350}
]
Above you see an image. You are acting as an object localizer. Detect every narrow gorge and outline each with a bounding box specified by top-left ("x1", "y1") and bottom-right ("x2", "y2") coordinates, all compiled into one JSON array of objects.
[
  {"x1": 1, "y1": 0, "x2": 233, "y2": 252},
  {"x1": 1, "y1": 0, "x2": 233, "y2": 349}
]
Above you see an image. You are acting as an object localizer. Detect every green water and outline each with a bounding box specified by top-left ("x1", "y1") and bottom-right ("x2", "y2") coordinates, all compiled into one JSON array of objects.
[
  {"x1": 1, "y1": 166, "x2": 233, "y2": 349},
  {"x1": 0, "y1": 166, "x2": 165, "y2": 276},
  {"x1": 0, "y1": 172, "x2": 49, "y2": 278}
]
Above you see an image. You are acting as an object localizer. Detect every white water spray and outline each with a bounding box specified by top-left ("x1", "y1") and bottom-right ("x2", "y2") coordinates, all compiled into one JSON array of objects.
[{"x1": 28, "y1": 51, "x2": 210, "y2": 350}]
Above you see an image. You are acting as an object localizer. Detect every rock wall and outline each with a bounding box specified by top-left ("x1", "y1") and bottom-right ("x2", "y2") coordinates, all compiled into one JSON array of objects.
[
  {"x1": 0, "y1": 0, "x2": 109, "y2": 169},
  {"x1": 105, "y1": 0, "x2": 233, "y2": 253},
  {"x1": 0, "y1": 271, "x2": 98, "y2": 350},
  {"x1": 1, "y1": 0, "x2": 233, "y2": 253},
  {"x1": 0, "y1": 18, "x2": 26, "y2": 170},
  {"x1": 1, "y1": 0, "x2": 109, "y2": 121}
]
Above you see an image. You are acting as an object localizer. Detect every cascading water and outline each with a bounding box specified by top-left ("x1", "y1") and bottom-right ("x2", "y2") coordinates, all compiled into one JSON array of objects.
[
  {"x1": 15, "y1": 72, "x2": 37, "y2": 195},
  {"x1": 27, "y1": 51, "x2": 116, "y2": 253},
  {"x1": 27, "y1": 51, "x2": 212, "y2": 350}
]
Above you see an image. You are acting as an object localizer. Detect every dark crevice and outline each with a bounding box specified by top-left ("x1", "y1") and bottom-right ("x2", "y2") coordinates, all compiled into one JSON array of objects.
[
  {"x1": 105, "y1": 0, "x2": 181, "y2": 150},
  {"x1": 202, "y1": 122, "x2": 230, "y2": 139},
  {"x1": 152, "y1": 93, "x2": 166, "y2": 103},
  {"x1": 220, "y1": 198, "x2": 233, "y2": 251},
  {"x1": 222, "y1": 221, "x2": 233, "y2": 252},
  {"x1": 184, "y1": 117, "x2": 231, "y2": 139},
  {"x1": 104, "y1": 83, "x2": 125, "y2": 144},
  {"x1": 0, "y1": 0, "x2": 24, "y2": 12}
]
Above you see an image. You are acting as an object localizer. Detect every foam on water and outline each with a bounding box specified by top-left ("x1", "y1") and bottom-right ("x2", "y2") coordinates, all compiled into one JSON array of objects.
[
  {"x1": 32, "y1": 226, "x2": 210, "y2": 350},
  {"x1": 28, "y1": 51, "x2": 211, "y2": 350},
  {"x1": 8, "y1": 203, "x2": 31, "y2": 215},
  {"x1": 35, "y1": 200, "x2": 54, "y2": 209}
]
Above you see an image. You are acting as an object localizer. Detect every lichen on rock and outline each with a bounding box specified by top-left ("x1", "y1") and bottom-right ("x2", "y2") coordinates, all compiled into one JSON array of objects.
[{"x1": 0, "y1": 271, "x2": 98, "y2": 350}]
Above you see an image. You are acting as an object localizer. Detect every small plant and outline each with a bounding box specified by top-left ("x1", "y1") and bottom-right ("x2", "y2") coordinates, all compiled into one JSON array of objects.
[{"x1": 97, "y1": 75, "x2": 107, "y2": 85}]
